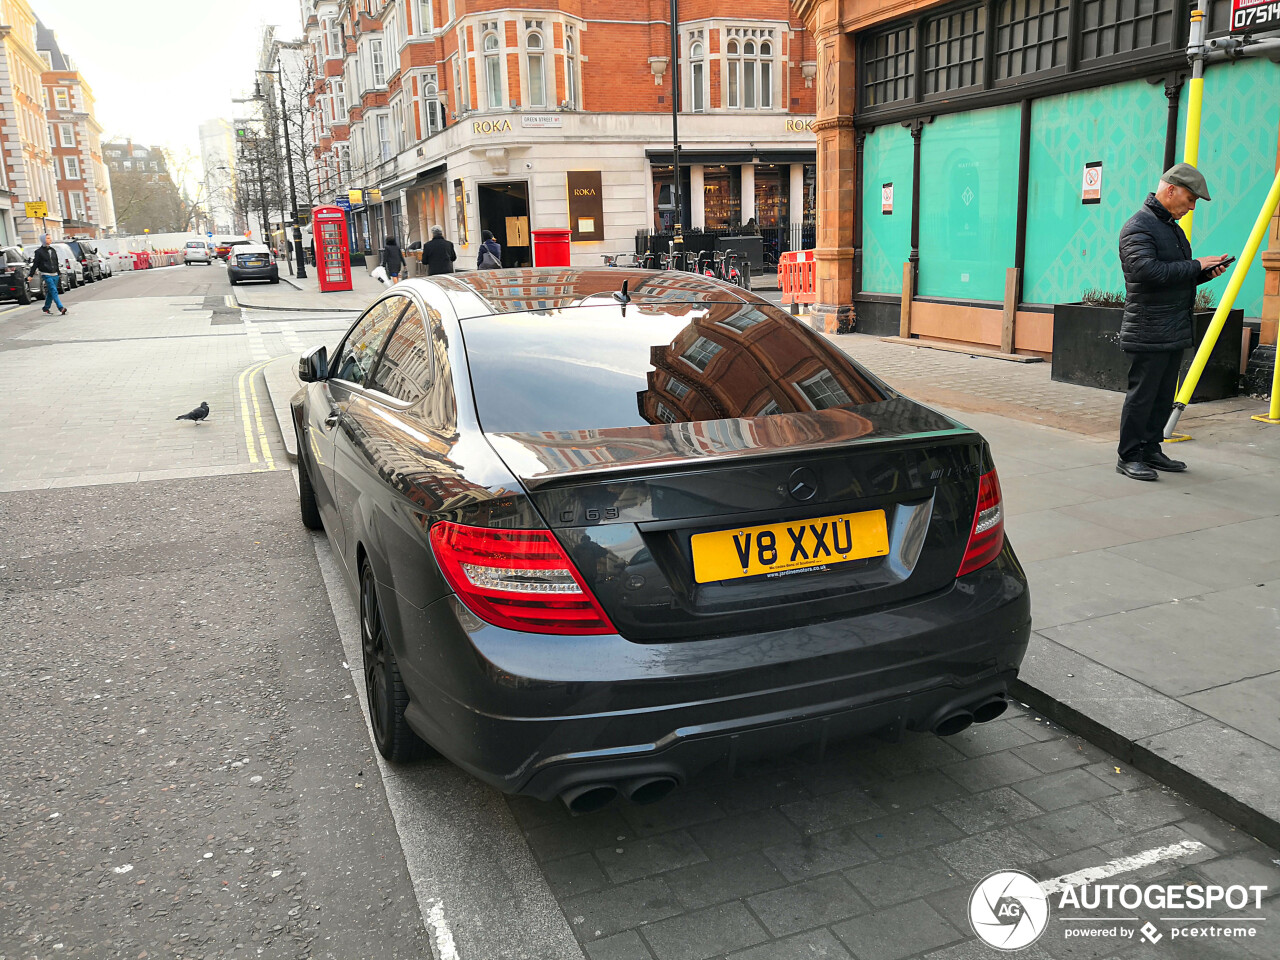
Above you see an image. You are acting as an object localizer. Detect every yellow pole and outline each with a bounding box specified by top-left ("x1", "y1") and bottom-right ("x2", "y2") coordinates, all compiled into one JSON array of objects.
[
  {"x1": 1178, "y1": 3, "x2": 1208, "y2": 239},
  {"x1": 1166, "y1": 164, "x2": 1280, "y2": 436},
  {"x1": 1179, "y1": 75, "x2": 1204, "y2": 239},
  {"x1": 1257, "y1": 338, "x2": 1280, "y2": 423}
]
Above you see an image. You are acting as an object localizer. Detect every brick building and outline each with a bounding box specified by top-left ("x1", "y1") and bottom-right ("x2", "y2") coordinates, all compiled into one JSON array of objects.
[
  {"x1": 36, "y1": 19, "x2": 113, "y2": 238},
  {"x1": 298, "y1": 0, "x2": 818, "y2": 266},
  {"x1": 792, "y1": 0, "x2": 1280, "y2": 352},
  {"x1": 0, "y1": 0, "x2": 60, "y2": 245}
]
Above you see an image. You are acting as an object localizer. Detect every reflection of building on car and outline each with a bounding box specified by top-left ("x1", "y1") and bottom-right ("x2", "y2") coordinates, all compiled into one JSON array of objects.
[
  {"x1": 290, "y1": 267, "x2": 1030, "y2": 813},
  {"x1": 184, "y1": 240, "x2": 212, "y2": 265},
  {"x1": 226, "y1": 243, "x2": 280, "y2": 284}
]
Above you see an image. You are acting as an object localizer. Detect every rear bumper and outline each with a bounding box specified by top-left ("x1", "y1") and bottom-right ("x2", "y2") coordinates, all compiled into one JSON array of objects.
[
  {"x1": 391, "y1": 545, "x2": 1031, "y2": 800},
  {"x1": 227, "y1": 266, "x2": 278, "y2": 281}
]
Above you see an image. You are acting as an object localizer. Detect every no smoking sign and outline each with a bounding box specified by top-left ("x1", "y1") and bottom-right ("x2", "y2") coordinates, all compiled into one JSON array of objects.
[{"x1": 1081, "y1": 161, "x2": 1103, "y2": 205}]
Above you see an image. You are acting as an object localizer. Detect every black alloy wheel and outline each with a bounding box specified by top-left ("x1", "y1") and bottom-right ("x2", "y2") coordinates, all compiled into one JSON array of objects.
[
  {"x1": 359, "y1": 562, "x2": 428, "y2": 762},
  {"x1": 295, "y1": 431, "x2": 323, "y2": 531}
]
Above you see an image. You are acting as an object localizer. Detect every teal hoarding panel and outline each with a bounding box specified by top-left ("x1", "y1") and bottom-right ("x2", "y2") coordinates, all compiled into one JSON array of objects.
[
  {"x1": 1023, "y1": 80, "x2": 1168, "y2": 307},
  {"x1": 861, "y1": 124, "x2": 914, "y2": 295},
  {"x1": 1177, "y1": 59, "x2": 1280, "y2": 319},
  {"x1": 917, "y1": 105, "x2": 1020, "y2": 302}
]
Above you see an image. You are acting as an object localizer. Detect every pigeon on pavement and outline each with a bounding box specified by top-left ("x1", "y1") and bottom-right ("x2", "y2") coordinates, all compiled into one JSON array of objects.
[{"x1": 176, "y1": 401, "x2": 210, "y2": 423}]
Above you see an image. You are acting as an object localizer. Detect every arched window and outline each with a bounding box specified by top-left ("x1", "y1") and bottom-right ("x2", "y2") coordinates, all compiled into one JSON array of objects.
[
  {"x1": 726, "y1": 40, "x2": 739, "y2": 108},
  {"x1": 759, "y1": 40, "x2": 772, "y2": 108},
  {"x1": 564, "y1": 35, "x2": 577, "y2": 108},
  {"x1": 743, "y1": 41, "x2": 756, "y2": 107},
  {"x1": 484, "y1": 33, "x2": 502, "y2": 108},
  {"x1": 424, "y1": 81, "x2": 442, "y2": 135},
  {"x1": 690, "y1": 40, "x2": 704, "y2": 113},
  {"x1": 526, "y1": 32, "x2": 546, "y2": 107}
]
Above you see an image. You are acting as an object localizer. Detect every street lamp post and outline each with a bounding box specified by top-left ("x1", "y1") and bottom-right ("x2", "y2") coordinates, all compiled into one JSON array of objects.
[
  {"x1": 254, "y1": 63, "x2": 307, "y2": 279},
  {"x1": 669, "y1": 0, "x2": 684, "y2": 248}
]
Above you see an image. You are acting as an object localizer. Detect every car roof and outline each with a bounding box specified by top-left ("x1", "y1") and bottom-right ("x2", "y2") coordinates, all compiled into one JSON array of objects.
[{"x1": 423, "y1": 267, "x2": 752, "y2": 319}]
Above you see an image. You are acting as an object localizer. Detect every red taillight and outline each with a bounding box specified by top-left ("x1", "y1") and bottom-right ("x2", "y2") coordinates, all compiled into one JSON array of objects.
[
  {"x1": 429, "y1": 522, "x2": 616, "y2": 635},
  {"x1": 957, "y1": 469, "x2": 1005, "y2": 577}
]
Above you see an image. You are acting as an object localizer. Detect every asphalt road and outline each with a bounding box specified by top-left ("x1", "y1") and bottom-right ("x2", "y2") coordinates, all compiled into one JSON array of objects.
[{"x1": 2, "y1": 266, "x2": 1278, "y2": 960}]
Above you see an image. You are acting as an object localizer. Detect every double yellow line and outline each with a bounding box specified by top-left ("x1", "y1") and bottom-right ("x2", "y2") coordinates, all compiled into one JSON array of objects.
[{"x1": 237, "y1": 357, "x2": 280, "y2": 471}]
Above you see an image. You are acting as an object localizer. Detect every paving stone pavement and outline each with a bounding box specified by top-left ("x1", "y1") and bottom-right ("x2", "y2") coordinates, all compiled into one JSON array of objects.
[{"x1": 509, "y1": 705, "x2": 1280, "y2": 959}]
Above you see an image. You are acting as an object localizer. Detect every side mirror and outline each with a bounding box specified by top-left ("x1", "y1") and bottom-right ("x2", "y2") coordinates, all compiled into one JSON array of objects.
[{"x1": 299, "y1": 345, "x2": 328, "y2": 383}]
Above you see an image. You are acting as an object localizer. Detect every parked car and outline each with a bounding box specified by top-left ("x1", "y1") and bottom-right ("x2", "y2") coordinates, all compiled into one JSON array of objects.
[
  {"x1": 291, "y1": 269, "x2": 1031, "y2": 811},
  {"x1": 99, "y1": 254, "x2": 113, "y2": 278},
  {"x1": 226, "y1": 243, "x2": 279, "y2": 284},
  {"x1": 51, "y1": 242, "x2": 81, "y2": 290},
  {"x1": 64, "y1": 238, "x2": 102, "y2": 282},
  {"x1": 0, "y1": 245, "x2": 42, "y2": 303},
  {"x1": 184, "y1": 240, "x2": 212, "y2": 265}
]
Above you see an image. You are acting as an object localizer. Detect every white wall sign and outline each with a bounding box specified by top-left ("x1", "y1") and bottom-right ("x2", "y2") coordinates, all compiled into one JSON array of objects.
[
  {"x1": 1082, "y1": 161, "x2": 1102, "y2": 204},
  {"x1": 521, "y1": 114, "x2": 563, "y2": 129}
]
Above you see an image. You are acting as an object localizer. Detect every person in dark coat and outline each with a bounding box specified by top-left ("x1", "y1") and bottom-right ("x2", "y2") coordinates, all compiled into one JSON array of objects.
[
  {"x1": 1115, "y1": 163, "x2": 1230, "y2": 481},
  {"x1": 422, "y1": 225, "x2": 456, "y2": 276},
  {"x1": 477, "y1": 229, "x2": 502, "y2": 269},
  {"x1": 381, "y1": 237, "x2": 404, "y2": 283}
]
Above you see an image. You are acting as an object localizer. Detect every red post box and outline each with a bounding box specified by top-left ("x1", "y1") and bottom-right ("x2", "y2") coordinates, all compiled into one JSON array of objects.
[
  {"x1": 532, "y1": 228, "x2": 572, "y2": 267},
  {"x1": 313, "y1": 205, "x2": 352, "y2": 292}
]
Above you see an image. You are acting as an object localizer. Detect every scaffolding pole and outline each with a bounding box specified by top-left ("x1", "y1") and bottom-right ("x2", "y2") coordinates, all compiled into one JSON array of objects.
[{"x1": 1165, "y1": 164, "x2": 1280, "y2": 437}]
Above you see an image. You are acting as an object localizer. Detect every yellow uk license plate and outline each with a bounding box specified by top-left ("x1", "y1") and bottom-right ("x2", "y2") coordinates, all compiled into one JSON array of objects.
[{"x1": 691, "y1": 510, "x2": 890, "y2": 584}]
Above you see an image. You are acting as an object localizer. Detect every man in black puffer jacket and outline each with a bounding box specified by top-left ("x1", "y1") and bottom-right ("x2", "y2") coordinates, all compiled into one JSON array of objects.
[{"x1": 1116, "y1": 164, "x2": 1230, "y2": 481}]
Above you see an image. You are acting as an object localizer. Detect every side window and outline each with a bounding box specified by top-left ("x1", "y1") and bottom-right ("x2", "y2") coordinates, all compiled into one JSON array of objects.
[
  {"x1": 332, "y1": 297, "x2": 407, "y2": 385},
  {"x1": 369, "y1": 303, "x2": 431, "y2": 403}
]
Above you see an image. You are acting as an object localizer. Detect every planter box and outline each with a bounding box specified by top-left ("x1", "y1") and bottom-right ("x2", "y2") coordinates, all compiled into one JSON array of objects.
[{"x1": 1051, "y1": 303, "x2": 1243, "y2": 401}]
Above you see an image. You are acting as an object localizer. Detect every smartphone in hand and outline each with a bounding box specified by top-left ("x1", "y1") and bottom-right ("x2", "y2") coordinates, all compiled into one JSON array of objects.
[{"x1": 1217, "y1": 256, "x2": 1236, "y2": 269}]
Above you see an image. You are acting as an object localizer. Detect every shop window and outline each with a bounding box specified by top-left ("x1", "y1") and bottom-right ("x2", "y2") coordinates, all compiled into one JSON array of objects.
[
  {"x1": 1078, "y1": 0, "x2": 1177, "y2": 61},
  {"x1": 526, "y1": 31, "x2": 546, "y2": 107},
  {"x1": 484, "y1": 33, "x2": 502, "y2": 109},
  {"x1": 702, "y1": 166, "x2": 741, "y2": 229},
  {"x1": 994, "y1": 0, "x2": 1070, "y2": 80},
  {"x1": 862, "y1": 24, "x2": 915, "y2": 107},
  {"x1": 922, "y1": 5, "x2": 986, "y2": 96},
  {"x1": 754, "y1": 166, "x2": 787, "y2": 229},
  {"x1": 690, "y1": 40, "x2": 705, "y2": 113}
]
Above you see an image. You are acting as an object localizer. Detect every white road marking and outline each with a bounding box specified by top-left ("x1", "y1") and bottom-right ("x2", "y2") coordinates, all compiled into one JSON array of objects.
[
  {"x1": 278, "y1": 322, "x2": 306, "y2": 355},
  {"x1": 244, "y1": 322, "x2": 269, "y2": 362},
  {"x1": 426, "y1": 899, "x2": 460, "y2": 960},
  {"x1": 1040, "y1": 840, "x2": 1208, "y2": 894}
]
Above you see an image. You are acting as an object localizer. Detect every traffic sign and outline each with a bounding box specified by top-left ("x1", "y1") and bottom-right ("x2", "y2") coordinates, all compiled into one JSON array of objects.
[
  {"x1": 23, "y1": 200, "x2": 47, "y2": 218},
  {"x1": 207, "y1": 231, "x2": 213, "y2": 238}
]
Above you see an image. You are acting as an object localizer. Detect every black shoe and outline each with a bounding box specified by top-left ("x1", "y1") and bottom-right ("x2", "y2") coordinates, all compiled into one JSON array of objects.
[
  {"x1": 1143, "y1": 449, "x2": 1186, "y2": 472},
  {"x1": 1117, "y1": 459, "x2": 1158, "y2": 481}
]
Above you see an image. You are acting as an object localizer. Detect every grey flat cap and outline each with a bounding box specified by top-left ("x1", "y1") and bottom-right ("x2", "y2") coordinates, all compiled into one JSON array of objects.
[{"x1": 1162, "y1": 162, "x2": 1212, "y2": 201}]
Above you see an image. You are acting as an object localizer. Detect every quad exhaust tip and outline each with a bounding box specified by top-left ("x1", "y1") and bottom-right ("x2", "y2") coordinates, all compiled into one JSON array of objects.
[
  {"x1": 625, "y1": 776, "x2": 678, "y2": 806},
  {"x1": 560, "y1": 783, "x2": 619, "y2": 815},
  {"x1": 933, "y1": 711, "x2": 974, "y2": 737},
  {"x1": 933, "y1": 695, "x2": 1009, "y2": 736},
  {"x1": 972, "y1": 696, "x2": 1008, "y2": 724}
]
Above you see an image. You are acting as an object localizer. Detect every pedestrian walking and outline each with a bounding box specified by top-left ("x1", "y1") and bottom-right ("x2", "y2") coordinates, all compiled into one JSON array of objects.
[
  {"x1": 477, "y1": 230, "x2": 502, "y2": 269},
  {"x1": 1115, "y1": 163, "x2": 1231, "y2": 481},
  {"x1": 422, "y1": 225, "x2": 456, "y2": 276},
  {"x1": 33, "y1": 234, "x2": 66, "y2": 315},
  {"x1": 381, "y1": 237, "x2": 405, "y2": 284}
]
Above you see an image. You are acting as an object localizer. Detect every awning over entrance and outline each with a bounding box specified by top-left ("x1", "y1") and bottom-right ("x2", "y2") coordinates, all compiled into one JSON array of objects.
[{"x1": 644, "y1": 149, "x2": 815, "y2": 166}]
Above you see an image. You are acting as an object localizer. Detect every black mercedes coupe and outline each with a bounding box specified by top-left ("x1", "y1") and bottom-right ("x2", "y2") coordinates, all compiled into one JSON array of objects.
[{"x1": 291, "y1": 268, "x2": 1030, "y2": 812}]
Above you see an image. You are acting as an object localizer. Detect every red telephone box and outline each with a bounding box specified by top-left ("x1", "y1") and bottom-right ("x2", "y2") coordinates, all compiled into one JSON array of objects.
[{"x1": 313, "y1": 205, "x2": 352, "y2": 292}]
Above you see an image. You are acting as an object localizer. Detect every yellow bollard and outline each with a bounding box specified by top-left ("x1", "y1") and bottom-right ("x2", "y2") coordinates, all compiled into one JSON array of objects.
[{"x1": 1165, "y1": 163, "x2": 1280, "y2": 437}]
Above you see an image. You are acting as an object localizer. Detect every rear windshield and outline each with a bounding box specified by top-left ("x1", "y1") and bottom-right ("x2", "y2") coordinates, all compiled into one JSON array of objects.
[
  {"x1": 463, "y1": 302, "x2": 890, "y2": 434},
  {"x1": 187, "y1": 242, "x2": 204, "y2": 248}
]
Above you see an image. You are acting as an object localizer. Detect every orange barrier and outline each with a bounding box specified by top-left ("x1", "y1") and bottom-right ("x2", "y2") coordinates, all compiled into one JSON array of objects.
[{"x1": 779, "y1": 249, "x2": 816, "y2": 307}]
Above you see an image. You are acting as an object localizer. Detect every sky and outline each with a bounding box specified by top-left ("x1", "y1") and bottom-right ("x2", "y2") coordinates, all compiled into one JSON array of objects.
[{"x1": 33, "y1": 0, "x2": 303, "y2": 173}]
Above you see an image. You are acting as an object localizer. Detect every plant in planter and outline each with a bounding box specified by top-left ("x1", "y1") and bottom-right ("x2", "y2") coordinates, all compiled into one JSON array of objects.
[{"x1": 1051, "y1": 286, "x2": 1242, "y2": 400}]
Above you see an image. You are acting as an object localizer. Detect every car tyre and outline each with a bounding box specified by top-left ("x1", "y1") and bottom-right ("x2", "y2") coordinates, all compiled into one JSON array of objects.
[
  {"x1": 360, "y1": 561, "x2": 430, "y2": 763},
  {"x1": 16, "y1": 280, "x2": 31, "y2": 304},
  {"x1": 296, "y1": 441, "x2": 324, "y2": 531}
]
